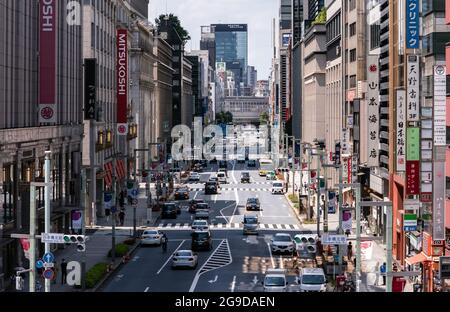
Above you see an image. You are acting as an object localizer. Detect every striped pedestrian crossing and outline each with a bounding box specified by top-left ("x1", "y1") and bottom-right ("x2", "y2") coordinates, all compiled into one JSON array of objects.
[
  {"x1": 188, "y1": 187, "x2": 272, "y2": 192},
  {"x1": 156, "y1": 222, "x2": 301, "y2": 231}
]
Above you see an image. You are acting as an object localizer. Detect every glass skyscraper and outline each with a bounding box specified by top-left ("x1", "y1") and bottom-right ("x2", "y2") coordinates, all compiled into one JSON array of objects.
[{"x1": 212, "y1": 24, "x2": 248, "y2": 93}]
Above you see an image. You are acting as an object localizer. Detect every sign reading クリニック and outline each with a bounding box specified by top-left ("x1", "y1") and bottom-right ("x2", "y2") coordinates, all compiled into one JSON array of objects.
[
  {"x1": 367, "y1": 55, "x2": 380, "y2": 167},
  {"x1": 117, "y1": 29, "x2": 128, "y2": 135},
  {"x1": 396, "y1": 90, "x2": 406, "y2": 171},
  {"x1": 406, "y1": 55, "x2": 420, "y2": 121},
  {"x1": 406, "y1": 0, "x2": 420, "y2": 49},
  {"x1": 39, "y1": 0, "x2": 57, "y2": 124}
]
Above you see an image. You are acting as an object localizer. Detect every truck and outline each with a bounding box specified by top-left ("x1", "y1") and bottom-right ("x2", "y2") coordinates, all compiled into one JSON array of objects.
[{"x1": 262, "y1": 269, "x2": 288, "y2": 292}]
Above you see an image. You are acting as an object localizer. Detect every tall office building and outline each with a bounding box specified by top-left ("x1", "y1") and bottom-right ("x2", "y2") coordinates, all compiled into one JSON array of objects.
[
  {"x1": 200, "y1": 26, "x2": 216, "y2": 70},
  {"x1": 212, "y1": 24, "x2": 248, "y2": 90}
]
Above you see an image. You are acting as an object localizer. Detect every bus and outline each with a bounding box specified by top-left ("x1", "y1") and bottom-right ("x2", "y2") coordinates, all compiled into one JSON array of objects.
[{"x1": 259, "y1": 159, "x2": 274, "y2": 176}]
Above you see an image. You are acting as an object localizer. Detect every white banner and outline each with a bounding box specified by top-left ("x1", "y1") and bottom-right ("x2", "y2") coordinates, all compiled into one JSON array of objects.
[
  {"x1": 434, "y1": 65, "x2": 447, "y2": 146},
  {"x1": 396, "y1": 90, "x2": 406, "y2": 171},
  {"x1": 342, "y1": 128, "x2": 350, "y2": 156},
  {"x1": 406, "y1": 55, "x2": 420, "y2": 121},
  {"x1": 367, "y1": 56, "x2": 380, "y2": 167}
]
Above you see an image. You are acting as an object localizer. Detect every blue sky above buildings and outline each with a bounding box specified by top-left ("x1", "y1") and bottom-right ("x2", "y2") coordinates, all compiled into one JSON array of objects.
[{"x1": 149, "y1": 0, "x2": 279, "y2": 80}]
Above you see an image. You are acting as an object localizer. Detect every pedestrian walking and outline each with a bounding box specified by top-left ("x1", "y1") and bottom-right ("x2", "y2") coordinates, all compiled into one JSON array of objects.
[
  {"x1": 347, "y1": 242, "x2": 353, "y2": 262},
  {"x1": 119, "y1": 210, "x2": 125, "y2": 226},
  {"x1": 161, "y1": 233, "x2": 168, "y2": 253},
  {"x1": 380, "y1": 262, "x2": 386, "y2": 285},
  {"x1": 119, "y1": 191, "x2": 125, "y2": 208},
  {"x1": 60, "y1": 259, "x2": 68, "y2": 285}
]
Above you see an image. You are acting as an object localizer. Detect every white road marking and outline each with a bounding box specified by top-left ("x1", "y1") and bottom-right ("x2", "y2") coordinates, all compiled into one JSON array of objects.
[
  {"x1": 214, "y1": 195, "x2": 217, "y2": 203},
  {"x1": 193, "y1": 191, "x2": 199, "y2": 199},
  {"x1": 267, "y1": 242, "x2": 275, "y2": 268},
  {"x1": 231, "y1": 276, "x2": 237, "y2": 292},
  {"x1": 144, "y1": 287, "x2": 150, "y2": 292},
  {"x1": 268, "y1": 224, "x2": 274, "y2": 229},
  {"x1": 230, "y1": 161, "x2": 239, "y2": 224},
  {"x1": 156, "y1": 240, "x2": 185, "y2": 275},
  {"x1": 279, "y1": 255, "x2": 284, "y2": 269}
]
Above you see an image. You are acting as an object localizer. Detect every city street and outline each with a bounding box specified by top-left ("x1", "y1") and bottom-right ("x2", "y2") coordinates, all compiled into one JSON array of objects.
[{"x1": 100, "y1": 161, "x2": 306, "y2": 292}]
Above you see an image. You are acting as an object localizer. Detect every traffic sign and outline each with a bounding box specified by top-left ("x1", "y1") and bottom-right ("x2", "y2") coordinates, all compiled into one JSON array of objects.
[
  {"x1": 36, "y1": 260, "x2": 44, "y2": 269},
  {"x1": 43, "y1": 252, "x2": 55, "y2": 263},
  {"x1": 131, "y1": 189, "x2": 138, "y2": 198},
  {"x1": 43, "y1": 262, "x2": 54, "y2": 268},
  {"x1": 41, "y1": 233, "x2": 65, "y2": 244},
  {"x1": 43, "y1": 269, "x2": 55, "y2": 280},
  {"x1": 132, "y1": 198, "x2": 138, "y2": 206}
]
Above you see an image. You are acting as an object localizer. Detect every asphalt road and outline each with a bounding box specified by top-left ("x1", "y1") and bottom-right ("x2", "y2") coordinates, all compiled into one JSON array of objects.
[{"x1": 100, "y1": 161, "x2": 306, "y2": 293}]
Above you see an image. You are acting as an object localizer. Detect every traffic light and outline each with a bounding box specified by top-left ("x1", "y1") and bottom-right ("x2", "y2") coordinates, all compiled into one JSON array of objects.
[
  {"x1": 63, "y1": 235, "x2": 85, "y2": 244},
  {"x1": 77, "y1": 242, "x2": 86, "y2": 252}
]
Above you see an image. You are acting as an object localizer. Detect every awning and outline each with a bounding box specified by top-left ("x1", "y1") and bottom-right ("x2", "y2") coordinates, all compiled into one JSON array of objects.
[{"x1": 405, "y1": 252, "x2": 429, "y2": 265}]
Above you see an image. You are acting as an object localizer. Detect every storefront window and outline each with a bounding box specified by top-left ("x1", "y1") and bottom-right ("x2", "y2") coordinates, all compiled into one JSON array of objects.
[{"x1": 0, "y1": 165, "x2": 15, "y2": 225}]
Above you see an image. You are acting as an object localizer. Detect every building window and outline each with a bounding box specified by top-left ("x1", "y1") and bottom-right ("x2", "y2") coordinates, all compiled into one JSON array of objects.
[
  {"x1": 350, "y1": 23, "x2": 356, "y2": 37},
  {"x1": 370, "y1": 24, "x2": 380, "y2": 49},
  {"x1": 349, "y1": 75, "x2": 357, "y2": 88},
  {"x1": 349, "y1": 0, "x2": 356, "y2": 11},
  {"x1": 350, "y1": 49, "x2": 356, "y2": 62}
]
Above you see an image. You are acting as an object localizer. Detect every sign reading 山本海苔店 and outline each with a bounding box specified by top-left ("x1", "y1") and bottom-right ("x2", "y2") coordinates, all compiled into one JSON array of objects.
[
  {"x1": 39, "y1": 0, "x2": 57, "y2": 124},
  {"x1": 367, "y1": 55, "x2": 379, "y2": 168},
  {"x1": 406, "y1": 0, "x2": 420, "y2": 49},
  {"x1": 396, "y1": 90, "x2": 406, "y2": 172},
  {"x1": 117, "y1": 29, "x2": 128, "y2": 136}
]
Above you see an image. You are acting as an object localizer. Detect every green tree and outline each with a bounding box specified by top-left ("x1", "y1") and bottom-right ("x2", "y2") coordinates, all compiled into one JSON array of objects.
[
  {"x1": 155, "y1": 14, "x2": 191, "y2": 44},
  {"x1": 259, "y1": 112, "x2": 269, "y2": 125},
  {"x1": 312, "y1": 8, "x2": 327, "y2": 25},
  {"x1": 224, "y1": 111, "x2": 233, "y2": 123}
]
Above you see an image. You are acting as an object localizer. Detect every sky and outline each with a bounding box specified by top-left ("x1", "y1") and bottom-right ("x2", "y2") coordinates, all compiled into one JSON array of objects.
[{"x1": 149, "y1": 0, "x2": 279, "y2": 80}]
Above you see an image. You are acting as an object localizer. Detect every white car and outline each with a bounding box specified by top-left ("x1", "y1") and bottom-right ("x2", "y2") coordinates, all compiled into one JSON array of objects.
[
  {"x1": 237, "y1": 154, "x2": 245, "y2": 163},
  {"x1": 140, "y1": 229, "x2": 163, "y2": 246},
  {"x1": 296, "y1": 268, "x2": 327, "y2": 292},
  {"x1": 191, "y1": 219, "x2": 209, "y2": 231},
  {"x1": 171, "y1": 250, "x2": 198, "y2": 269},
  {"x1": 271, "y1": 181, "x2": 285, "y2": 194},
  {"x1": 217, "y1": 172, "x2": 227, "y2": 184},
  {"x1": 189, "y1": 172, "x2": 200, "y2": 182},
  {"x1": 271, "y1": 233, "x2": 295, "y2": 254},
  {"x1": 263, "y1": 269, "x2": 288, "y2": 292}
]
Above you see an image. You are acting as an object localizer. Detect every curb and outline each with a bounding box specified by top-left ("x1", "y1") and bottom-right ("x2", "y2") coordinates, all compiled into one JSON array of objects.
[
  {"x1": 284, "y1": 192, "x2": 304, "y2": 225},
  {"x1": 89, "y1": 241, "x2": 141, "y2": 293}
]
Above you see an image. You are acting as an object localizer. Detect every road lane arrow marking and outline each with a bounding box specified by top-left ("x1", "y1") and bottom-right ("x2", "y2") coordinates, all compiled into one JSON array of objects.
[{"x1": 208, "y1": 275, "x2": 218, "y2": 284}]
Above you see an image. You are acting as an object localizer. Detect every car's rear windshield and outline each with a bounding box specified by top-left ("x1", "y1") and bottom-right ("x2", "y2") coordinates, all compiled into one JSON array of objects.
[
  {"x1": 273, "y1": 183, "x2": 283, "y2": 187},
  {"x1": 242, "y1": 172, "x2": 250, "y2": 177},
  {"x1": 197, "y1": 203, "x2": 208, "y2": 208},
  {"x1": 163, "y1": 204, "x2": 176, "y2": 211},
  {"x1": 176, "y1": 251, "x2": 192, "y2": 257},
  {"x1": 143, "y1": 231, "x2": 158, "y2": 235}
]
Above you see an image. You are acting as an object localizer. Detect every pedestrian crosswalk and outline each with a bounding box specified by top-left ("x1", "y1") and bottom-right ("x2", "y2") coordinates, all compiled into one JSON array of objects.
[
  {"x1": 189, "y1": 187, "x2": 272, "y2": 192},
  {"x1": 157, "y1": 222, "x2": 301, "y2": 231}
]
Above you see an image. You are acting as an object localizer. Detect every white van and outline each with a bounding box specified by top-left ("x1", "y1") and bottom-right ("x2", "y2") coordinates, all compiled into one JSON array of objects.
[
  {"x1": 217, "y1": 171, "x2": 227, "y2": 184},
  {"x1": 263, "y1": 269, "x2": 288, "y2": 292},
  {"x1": 296, "y1": 268, "x2": 327, "y2": 292},
  {"x1": 271, "y1": 181, "x2": 285, "y2": 194}
]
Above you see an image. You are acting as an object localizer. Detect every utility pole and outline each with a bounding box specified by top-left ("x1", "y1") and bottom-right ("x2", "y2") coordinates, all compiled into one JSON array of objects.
[
  {"x1": 80, "y1": 167, "x2": 87, "y2": 290},
  {"x1": 337, "y1": 165, "x2": 344, "y2": 270},
  {"x1": 44, "y1": 151, "x2": 51, "y2": 293},
  {"x1": 306, "y1": 146, "x2": 312, "y2": 220},
  {"x1": 324, "y1": 167, "x2": 328, "y2": 233},
  {"x1": 316, "y1": 152, "x2": 321, "y2": 236},
  {"x1": 386, "y1": 203, "x2": 393, "y2": 292},
  {"x1": 29, "y1": 185, "x2": 36, "y2": 293},
  {"x1": 355, "y1": 186, "x2": 361, "y2": 292}
]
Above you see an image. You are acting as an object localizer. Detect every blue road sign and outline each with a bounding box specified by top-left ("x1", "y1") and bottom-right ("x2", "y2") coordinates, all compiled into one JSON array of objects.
[
  {"x1": 43, "y1": 269, "x2": 55, "y2": 280},
  {"x1": 131, "y1": 189, "x2": 138, "y2": 197},
  {"x1": 36, "y1": 260, "x2": 44, "y2": 269},
  {"x1": 43, "y1": 252, "x2": 55, "y2": 263}
]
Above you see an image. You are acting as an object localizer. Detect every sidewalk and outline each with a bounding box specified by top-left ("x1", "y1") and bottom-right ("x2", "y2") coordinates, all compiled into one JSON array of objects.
[{"x1": 49, "y1": 186, "x2": 158, "y2": 292}]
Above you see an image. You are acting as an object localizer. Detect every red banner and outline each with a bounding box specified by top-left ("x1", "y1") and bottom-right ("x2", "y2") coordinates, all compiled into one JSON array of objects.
[
  {"x1": 117, "y1": 29, "x2": 128, "y2": 135},
  {"x1": 39, "y1": 0, "x2": 57, "y2": 123},
  {"x1": 347, "y1": 158, "x2": 352, "y2": 183},
  {"x1": 406, "y1": 161, "x2": 420, "y2": 195}
]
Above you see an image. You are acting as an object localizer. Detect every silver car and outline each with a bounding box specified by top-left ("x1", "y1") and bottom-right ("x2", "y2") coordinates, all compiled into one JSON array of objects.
[
  {"x1": 243, "y1": 215, "x2": 259, "y2": 235},
  {"x1": 140, "y1": 229, "x2": 163, "y2": 246},
  {"x1": 191, "y1": 219, "x2": 209, "y2": 231},
  {"x1": 171, "y1": 250, "x2": 198, "y2": 269}
]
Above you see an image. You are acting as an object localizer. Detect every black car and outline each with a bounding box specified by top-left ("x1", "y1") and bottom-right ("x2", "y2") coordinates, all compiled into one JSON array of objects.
[
  {"x1": 241, "y1": 172, "x2": 251, "y2": 183},
  {"x1": 191, "y1": 230, "x2": 213, "y2": 251},
  {"x1": 219, "y1": 160, "x2": 228, "y2": 169},
  {"x1": 246, "y1": 198, "x2": 261, "y2": 211},
  {"x1": 248, "y1": 159, "x2": 257, "y2": 167},
  {"x1": 161, "y1": 203, "x2": 177, "y2": 219},
  {"x1": 205, "y1": 181, "x2": 218, "y2": 195},
  {"x1": 189, "y1": 199, "x2": 205, "y2": 213},
  {"x1": 174, "y1": 187, "x2": 190, "y2": 200}
]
